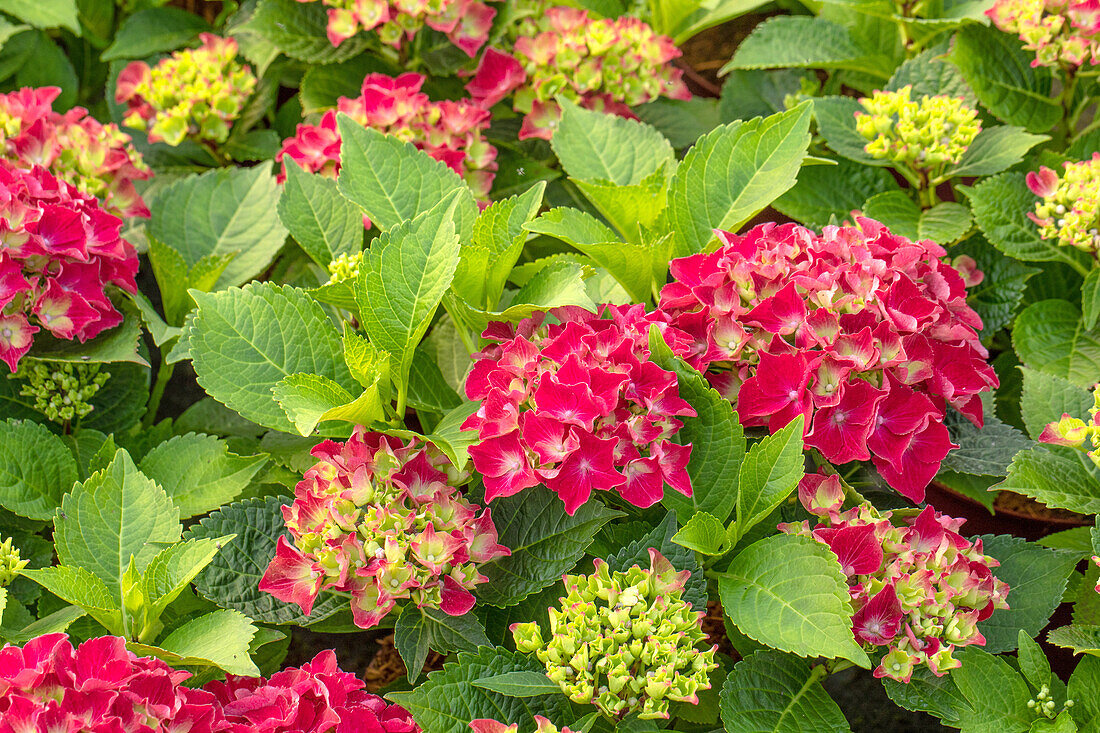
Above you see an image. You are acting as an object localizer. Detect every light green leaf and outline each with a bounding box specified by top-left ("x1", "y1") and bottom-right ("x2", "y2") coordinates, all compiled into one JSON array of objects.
[
  {"x1": 148, "y1": 166, "x2": 287, "y2": 289},
  {"x1": 0, "y1": 419, "x2": 77, "y2": 520},
  {"x1": 129, "y1": 290, "x2": 182, "y2": 347},
  {"x1": 1, "y1": 0, "x2": 79, "y2": 33},
  {"x1": 862, "y1": 191, "x2": 920, "y2": 240},
  {"x1": 54, "y1": 449, "x2": 181, "y2": 598},
  {"x1": 139, "y1": 433, "x2": 267, "y2": 518},
  {"x1": 147, "y1": 608, "x2": 258, "y2": 675},
  {"x1": 735, "y1": 416, "x2": 805, "y2": 540},
  {"x1": 395, "y1": 606, "x2": 491, "y2": 682},
  {"x1": 1017, "y1": 630, "x2": 1052, "y2": 690},
  {"x1": 1067, "y1": 656, "x2": 1100, "y2": 730},
  {"x1": 975, "y1": 534, "x2": 1078, "y2": 653},
  {"x1": 1019, "y1": 368, "x2": 1094, "y2": 441},
  {"x1": 2, "y1": 604, "x2": 87, "y2": 645},
  {"x1": 101, "y1": 7, "x2": 209, "y2": 60},
  {"x1": 551, "y1": 99, "x2": 674, "y2": 185},
  {"x1": 946, "y1": 126, "x2": 1049, "y2": 178},
  {"x1": 573, "y1": 166, "x2": 671, "y2": 240},
  {"x1": 246, "y1": 0, "x2": 370, "y2": 63},
  {"x1": 1048, "y1": 625, "x2": 1100, "y2": 657},
  {"x1": 278, "y1": 158, "x2": 363, "y2": 270},
  {"x1": 952, "y1": 648, "x2": 1034, "y2": 733},
  {"x1": 19, "y1": 565, "x2": 122, "y2": 633},
  {"x1": 719, "y1": 533, "x2": 869, "y2": 667},
  {"x1": 1083, "y1": 268, "x2": 1100, "y2": 331},
  {"x1": 950, "y1": 25, "x2": 1061, "y2": 133},
  {"x1": 720, "y1": 650, "x2": 849, "y2": 733},
  {"x1": 186, "y1": 282, "x2": 354, "y2": 433},
  {"x1": 476, "y1": 485, "x2": 621, "y2": 607},
  {"x1": 355, "y1": 193, "x2": 462, "y2": 388},
  {"x1": 1013, "y1": 300, "x2": 1100, "y2": 389},
  {"x1": 919, "y1": 202, "x2": 973, "y2": 244},
  {"x1": 672, "y1": 511, "x2": 730, "y2": 556},
  {"x1": 336, "y1": 113, "x2": 477, "y2": 234},
  {"x1": 471, "y1": 671, "x2": 562, "y2": 698},
  {"x1": 997, "y1": 445, "x2": 1100, "y2": 517},
  {"x1": 721, "y1": 16, "x2": 891, "y2": 78},
  {"x1": 141, "y1": 536, "x2": 233, "y2": 621},
  {"x1": 273, "y1": 372, "x2": 386, "y2": 436},
  {"x1": 814, "y1": 96, "x2": 888, "y2": 166},
  {"x1": 664, "y1": 102, "x2": 813, "y2": 257}
]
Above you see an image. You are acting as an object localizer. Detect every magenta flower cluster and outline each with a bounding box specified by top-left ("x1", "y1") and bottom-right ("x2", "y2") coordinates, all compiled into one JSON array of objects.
[
  {"x1": 259, "y1": 428, "x2": 510, "y2": 629},
  {"x1": 655, "y1": 219, "x2": 998, "y2": 503},
  {"x1": 0, "y1": 634, "x2": 419, "y2": 733},
  {"x1": 0, "y1": 87, "x2": 151, "y2": 219},
  {"x1": 0, "y1": 161, "x2": 139, "y2": 373},
  {"x1": 782, "y1": 473, "x2": 1010, "y2": 683},
  {"x1": 463, "y1": 304, "x2": 695, "y2": 515},
  {"x1": 278, "y1": 72, "x2": 497, "y2": 199}
]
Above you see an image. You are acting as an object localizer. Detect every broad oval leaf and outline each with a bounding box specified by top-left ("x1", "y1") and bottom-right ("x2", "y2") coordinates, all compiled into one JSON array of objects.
[
  {"x1": 0, "y1": 419, "x2": 77, "y2": 520},
  {"x1": 720, "y1": 651, "x2": 849, "y2": 732}
]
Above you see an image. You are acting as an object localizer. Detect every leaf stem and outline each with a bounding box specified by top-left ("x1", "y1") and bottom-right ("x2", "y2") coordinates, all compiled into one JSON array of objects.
[{"x1": 143, "y1": 357, "x2": 175, "y2": 429}]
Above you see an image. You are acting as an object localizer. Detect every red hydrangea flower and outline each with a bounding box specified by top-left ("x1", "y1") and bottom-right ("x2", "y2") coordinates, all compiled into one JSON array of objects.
[
  {"x1": 465, "y1": 7, "x2": 689, "y2": 139},
  {"x1": 0, "y1": 87, "x2": 151, "y2": 218},
  {"x1": 278, "y1": 72, "x2": 497, "y2": 199},
  {"x1": 259, "y1": 429, "x2": 509, "y2": 629},
  {"x1": 0, "y1": 160, "x2": 138, "y2": 373},
  {"x1": 300, "y1": 0, "x2": 494, "y2": 54},
  {"x1": 0, "y1": 634, "x2": 219, "y2": 733},
  {"x1": 463, "y1": 304, "x2": 696, "y2": 515},
  {"x1": 656, "y1": 219, "x2": 998, "y2": 503},
  {"x1": 204, "y1": 650, "x2": 419, "y2": 732},
  {"x1": 781, "y1": 472, "x2": 1010, "y2": 683}
]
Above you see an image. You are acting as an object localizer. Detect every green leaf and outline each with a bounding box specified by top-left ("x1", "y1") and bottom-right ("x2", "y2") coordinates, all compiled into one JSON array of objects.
[
  {"x1": 997, "y1": 444, "x2": 1100, "y2": 515},
  {"x1": 952, "y1": 648, "x2": 1035, "y2": 733},
  {"x1": 246, "y1": 0, "x2": 371, "y2": 63},
  {"x1": 919, "y1": 202, "x2": 973, "y2": 244},
  {"x1": 551, "y1": 99, "x2": 674, "y2": 185},
  {"x1": 1019, "y1": 367, "x2": 1094, "y2": 440},
  {"x1": 277, "y1": 158, "x2": 363, "y2": 269},
  {"x1": 968, "y1": 173, "x2": 1086, "y2": 269},
  {"x1": 1083, "y1": 268, "x2": 1100, "y2": 331},
  {"x1": 445, "y1": 262, "x2": 596, "y2": 335},
  {"x1": 721, "y1": 16, "x2": 890, "y2": 78},
  {"x1": 950, "y1": 25, "x2": 1061, "y2": 133},
  {"x1": 453, "y1": 182, "x2": 546, "y2": 310},
  {"x1": 355, "y1": 193, "x2": 462, "y2": 388},
  {"x1": 940, "y1": 407, "x2": 1031, "y2": 477},
  {"x1": 664, "y1": 102, "x2": 813, "y2": 257},
  {"x1": 471, "y1": 671, "x2": 561, "y2": 698},
  {"x1": 2, "y1": 604, "x2": 87, "y2": 645},
  {"x1": 719, "y1": 69, "x2": 817, "y2": 123},
  {"x1": 719, "y1": 650, "x2": 849, "y2": 733},
  {"x1": 862, "y1": 191, "x2": 920, "y2": 239},
  {"x1": 476, "y1": 485, "x2": 621, "y2": 607},
  {"x1": 0, "y1": 419, "x2": 77, "y2": 520},
  {"x1": 672, "y1": 511, "x2": 730, "y2": 555},
  {"x1": 882, "y1": 666, "x2": 967, "y2": 724},
  {"x1": 573, "y1": 166, "x2": 671, "y2": 240},
  {"x1": 957, "y1": 235, "x2": 1039, "y2": 336},
  {"x1": 26, "y1": 300, "x2": 146, "y2": 365},
  {"x1": 298, "y1": 55, "x2": 400, "y2": 114},
  {"x1": 606, "y1": 512, "x2": 708, "y2": 612},
  {"x1": 814, "y1": 96, "x2": 888, "y2": 166},
  {"x1": 19, "y1": 565, "x2": 122, "y2": 633},
  {"x1": 773, "y1": 158, "x2": 898, "y2": 230},
  {"x1": 147, "y1": 609, "x2": 258, "y2": 675},
  {"x1": 946, "y1": 126, "x2": 1049, "y2": 178},
  {"x1": 719, "y1": 533, "x2": 869, "y2": 667},
  {"x1": 1, "y1": 0, "x2": 78, "y2": 32},
  {"x1": 387, "y1": 647, "x2": 573, "y2": 733},
  {"x1": 975, "y1": 534, "x2": 1078, "y2": 653},
  {"x1": 186, "y1": 283, "x2": 354, "y2": 433},
  {"x1": 885, "y1": 44, "x2": 976, "y2": 105},
  {"x1": 187, "y1": 496, "x2": 346, "y2": 625},
  {"x1": 1014, "y1": 300, "x2": 1100, "y2": 389},
  {"x1": 635, "y1": 97, "x2": 722, "y2": 149},
  {"x1": 336, "y1": 113, "x2": 477, "y2": 234},
  {"x1": 141, "y1": 536, "x2": 233, "y2": 621},
  {"x1": 138, "y1": 433, "x2": 266, "y2": 519},
  {"x1": 1067, "y1": 656, "x2": 1100, "y2": 730},
  {"x1": 649, "y1": 330, "x2": 747, "y2": 525},
  {"x1": 272, "y1": 372, "x2": 386, "y2": 436},
  {"x1": 394, "y1": 606, "x2": 490, "y2": 681},
  {"x1": 1, "y1": 31, "x2": 77, "y2": 110},
  {"x1": 1048, "y1": 625, "x2": 1100, "y2": 657},
  {"x1": 101, "y1": 7, "x2": 209, "y2": 60},
  {"x1": 1017, "y1": 630, "x2": 1052, "y2": 690},
  {"x1": 735, "y1": 416, "x2": 805, "y2": 541},
  {"x1": 148, "y1": 165, "x2": 288, "y2": 289},
  {"x1": 408, "y1": 349, "x2": 462, "y2": 414}
]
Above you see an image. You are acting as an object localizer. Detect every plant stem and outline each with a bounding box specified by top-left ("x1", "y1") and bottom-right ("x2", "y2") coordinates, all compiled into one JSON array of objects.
[{"x1": 143, "y1": 358, "x2": 175, "y2": 429}]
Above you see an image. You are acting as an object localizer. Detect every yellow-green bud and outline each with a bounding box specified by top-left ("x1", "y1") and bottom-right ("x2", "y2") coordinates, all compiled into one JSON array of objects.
[
  {"x1": 855, "y1": 86, "x2": 980, "y2": 174},
  {"x1": 17, "y1": 361, "x2": 109, "y2": 423},
  {"x1": 328, "y1": 250, "x2": 364, "y2": 283},
  {"x1": 0, "y1": 537, "x2": 28, "y2": 586}
]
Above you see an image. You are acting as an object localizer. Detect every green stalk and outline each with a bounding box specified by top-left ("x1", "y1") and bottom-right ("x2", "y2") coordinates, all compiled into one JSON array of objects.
[{"x1": 143, "y1": 357, "x2": 175, "y2": 429}]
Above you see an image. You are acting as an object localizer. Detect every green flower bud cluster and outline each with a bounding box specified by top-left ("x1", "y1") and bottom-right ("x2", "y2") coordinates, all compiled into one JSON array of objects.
[
  {"x1": 1027, "y1": 684, "x2": 1074, "y2": 719},
  {"x1": 328, "y1": 251, "x2": 364, "y2": 283},
  {"x1": 855, "y1": 86, "x2": 980, "y2": 172},
  {"x1": 17, "y1": 361, "x2": 109, "y2": 423},
  {"x1": 511, "y1": 550, "x2": 716, "y2": 721},
  {"x1": 0, "y1": 537, "x2": 28, "y2": 586}
]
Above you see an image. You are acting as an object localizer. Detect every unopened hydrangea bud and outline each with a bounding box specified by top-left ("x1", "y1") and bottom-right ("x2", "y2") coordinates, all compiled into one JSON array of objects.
[
  {"x1": 512, "y1": 550, "x2": 716, "y2": 721},
  {"x1": 116, "y1": 34, "x2": 255, "y2": 146},
  {"x1": 988, "y1": 0, "x2": 1100, "y2": 67},
  {"x1": 328, "y1": 251, "x2": 363, "y2": 282},
  {"x1": 0, "y1": 537, "x2": 28, "y2": 586},
  {"x1": 1027, "y1": 154, "x2": 1100, "y2": 254},
  {"x1": 18, "y1": 361, "x2": 109, "y2": 423},
  {"x1": 855, "y1": 86, "x2": 980, "y2": 172}
]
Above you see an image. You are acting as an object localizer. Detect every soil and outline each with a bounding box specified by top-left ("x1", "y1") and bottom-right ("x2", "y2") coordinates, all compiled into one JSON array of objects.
[{"x1": 676, "y1": 13, "x2": 773, "y2": 97}]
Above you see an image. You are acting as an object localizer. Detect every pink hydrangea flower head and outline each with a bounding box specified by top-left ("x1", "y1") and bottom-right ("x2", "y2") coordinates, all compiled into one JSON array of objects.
[
  {"x1": 988, "y1": 0, "x2": 1100, "y2": 66},
  {"x1": 470, "y1": 717, "x2": 577, "y2": 733},
  {"x1": 260, "y1": 428, "x2": 509, "y2": 629},
  {"x1": 781, "y1": 480, "x2": 1010, "y2": 683},
  {"x1": 297, "y1": 0, "x2": 494, "y2": 55},
  {"x1": 0, "y1": 87, "x2": 151, "y2": 218},
  {"x1": 463, "y1": 304, "x2": 696, "y2": 514},
  {"x1": 0, "y1": 160, "x2": 138, "y2": 373},
  {"x1": 465, "y1": 4, "x2": 689, "y2": 139},
  {"x1": 656, "y1": 219, "x2": 998, "y2": 503},
  {"x1": 1037, "y1": 381, "x2": 1100, "y2": 467},
  {"x1": 1027, "y1": 153, "x2": 1100, "y2": 254},
  {"x1": 116, "y1": 34, "x2": 256, "y2": 146},
  {"x1": 278, "y1": 72, "x2": 497, "y2": 199}
]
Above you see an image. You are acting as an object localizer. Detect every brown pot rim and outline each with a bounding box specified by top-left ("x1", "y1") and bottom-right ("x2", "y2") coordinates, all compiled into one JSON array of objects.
[{"x1": 929, "y1": 481, "x2": 1090, "y2": 528}]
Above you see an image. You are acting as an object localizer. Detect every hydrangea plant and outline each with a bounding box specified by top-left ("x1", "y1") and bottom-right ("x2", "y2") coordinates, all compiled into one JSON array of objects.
[
  {"x1": 987, "y1": 0, "x2": 1100, "y2": 67},
  {"x1": 300, "y1": 0, "x2": 495, "y2": 53},
  {"x1": 1026, "y1": 153, "x2": 1100, "y2": 254},
  {"x1": 17, "y1": 361, "x2": 110, "y2": 423}
]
